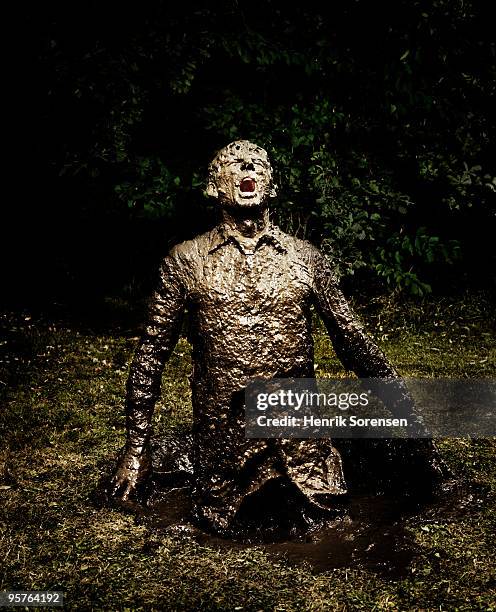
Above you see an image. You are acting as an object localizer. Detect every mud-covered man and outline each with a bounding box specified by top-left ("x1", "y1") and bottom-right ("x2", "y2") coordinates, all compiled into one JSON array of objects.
[{"x1": 109, "y1": 141, "x2": 445, "y2": 534}]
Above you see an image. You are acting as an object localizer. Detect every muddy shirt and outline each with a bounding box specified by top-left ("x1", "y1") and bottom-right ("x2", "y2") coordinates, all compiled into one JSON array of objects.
[{"x1": 125, "y1": 223, "x2": 408, "y2": 531}]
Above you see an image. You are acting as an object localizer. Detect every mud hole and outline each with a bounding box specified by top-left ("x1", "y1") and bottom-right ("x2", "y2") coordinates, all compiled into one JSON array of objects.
[{"x1": 111, "y1": 475, "x2": 487, "y2": 579}]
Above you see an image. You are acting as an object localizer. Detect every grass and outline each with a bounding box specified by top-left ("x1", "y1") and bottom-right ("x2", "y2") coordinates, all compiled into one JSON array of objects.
[{"x1": 0, "y1": 293, "x2": 495, "y2": 611}]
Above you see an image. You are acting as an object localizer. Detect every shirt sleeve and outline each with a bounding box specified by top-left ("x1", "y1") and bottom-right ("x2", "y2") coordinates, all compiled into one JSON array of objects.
[
  {"x1": 309, "y1": 245, "x2": 397, "y2": 378},
  {"x1": 125, "y1": 248, "x2": 188, "y2": 449},
  {"x1": 309, "y1": 244, "x2": 427, "y2": 435}
]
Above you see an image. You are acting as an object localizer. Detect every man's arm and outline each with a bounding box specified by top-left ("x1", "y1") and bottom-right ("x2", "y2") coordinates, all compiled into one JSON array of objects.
[
  {"x1": 308, "y1": 246, "x2": 450, "y2": 488},
  {"x1": 309, "y1": 246, "x2": 396, "y2": 377},
  {"x1": 308, "y1": 245, "x2": 428, "y2": 434},
  {"x1": 109, "y1": 249, "x2": 187, "y2": 500}
]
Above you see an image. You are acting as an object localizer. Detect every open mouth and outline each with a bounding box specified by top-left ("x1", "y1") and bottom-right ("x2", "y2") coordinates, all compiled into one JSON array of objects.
[{"x1": 240, "y1": 177, "x2": 256, "y2": 193}]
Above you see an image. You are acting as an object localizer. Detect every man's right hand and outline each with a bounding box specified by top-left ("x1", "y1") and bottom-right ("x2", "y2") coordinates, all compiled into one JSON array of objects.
[{"x1": 108, "y1": 444, "x2": 151, "y2": 502}]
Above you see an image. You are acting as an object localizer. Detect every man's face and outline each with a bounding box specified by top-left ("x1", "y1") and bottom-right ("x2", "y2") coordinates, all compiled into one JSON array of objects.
[{"x1": 209, "y1": 142, "x2": 275, "y2": 208}]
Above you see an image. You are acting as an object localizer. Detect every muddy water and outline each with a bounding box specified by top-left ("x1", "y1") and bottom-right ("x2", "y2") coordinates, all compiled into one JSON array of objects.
[{"x1": 124, "y1": 479, "x2": 485, "y2": 578}]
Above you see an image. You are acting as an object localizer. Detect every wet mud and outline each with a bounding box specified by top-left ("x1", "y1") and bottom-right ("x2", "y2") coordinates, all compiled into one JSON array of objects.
[{"x1": 110, "y1": 475, "x2": 487, "y2": 579}]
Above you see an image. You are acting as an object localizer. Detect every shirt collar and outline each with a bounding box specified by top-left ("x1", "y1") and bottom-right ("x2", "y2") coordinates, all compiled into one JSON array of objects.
[{"x1": 208, "y1": 222, "x2": 287, "y2": 255}]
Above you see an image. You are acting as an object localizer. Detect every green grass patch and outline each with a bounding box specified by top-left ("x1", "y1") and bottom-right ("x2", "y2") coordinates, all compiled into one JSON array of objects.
[{"x1": 0, "y1": 296, "x2": 495, "y2": 610}]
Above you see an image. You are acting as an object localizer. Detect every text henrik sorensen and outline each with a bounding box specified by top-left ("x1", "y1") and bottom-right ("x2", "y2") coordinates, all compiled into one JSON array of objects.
[{"x1": 256, "y1": 415, "x2": 409, "y2": 428}]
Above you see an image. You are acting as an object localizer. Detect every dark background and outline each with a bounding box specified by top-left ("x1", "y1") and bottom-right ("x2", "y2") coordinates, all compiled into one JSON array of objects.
[{"x1": 5, "y1": 0, "x2": 495, "y2": 311}]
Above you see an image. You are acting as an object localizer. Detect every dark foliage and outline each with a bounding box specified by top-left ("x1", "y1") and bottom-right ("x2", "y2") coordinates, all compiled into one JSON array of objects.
[{"x1": 6, "y1": 0, "x2": 495, "y2": 304}]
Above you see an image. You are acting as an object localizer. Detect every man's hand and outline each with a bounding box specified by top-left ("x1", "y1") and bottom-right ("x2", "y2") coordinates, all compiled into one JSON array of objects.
[{"x1": 108, "y1": 444, "x2": 152, "y2": 502}]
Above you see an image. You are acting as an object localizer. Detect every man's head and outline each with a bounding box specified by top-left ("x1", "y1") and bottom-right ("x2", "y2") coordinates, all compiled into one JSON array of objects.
[{"x1": 206, "y1": 140, "x2": 277, "y2": 208}]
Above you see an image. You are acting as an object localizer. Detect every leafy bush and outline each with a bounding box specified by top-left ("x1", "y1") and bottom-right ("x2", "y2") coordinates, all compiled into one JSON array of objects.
[{"x1": 35, "y1": 0, "x2": 495, "y2": 296}]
